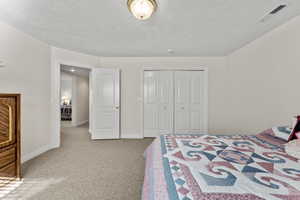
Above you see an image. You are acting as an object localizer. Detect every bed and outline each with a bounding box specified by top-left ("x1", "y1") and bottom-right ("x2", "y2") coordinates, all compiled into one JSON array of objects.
[{"x1": 142, "y1": 130, "x2": 300, "y2": 200}]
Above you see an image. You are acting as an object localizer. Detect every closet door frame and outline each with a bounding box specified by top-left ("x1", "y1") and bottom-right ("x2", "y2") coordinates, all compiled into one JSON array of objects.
[{"x1": 141, "y1": 67, "x2": 208, "y2": 138}]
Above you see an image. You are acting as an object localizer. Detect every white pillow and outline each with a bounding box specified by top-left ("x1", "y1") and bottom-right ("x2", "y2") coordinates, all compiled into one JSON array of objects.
[{"x1": 272, "y1": 126, "x2": 293, "y2": 141}]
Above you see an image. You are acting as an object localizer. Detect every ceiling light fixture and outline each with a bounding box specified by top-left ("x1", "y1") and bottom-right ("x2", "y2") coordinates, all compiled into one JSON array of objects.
[{"x1": 127, "y1": 0, "x2": 157, "y2": 20}]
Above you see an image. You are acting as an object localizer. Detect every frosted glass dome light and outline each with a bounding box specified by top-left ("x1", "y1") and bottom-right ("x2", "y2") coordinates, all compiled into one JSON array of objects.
[{"x1": 127, "y1": 0, "x2": 157, "y2": 20}]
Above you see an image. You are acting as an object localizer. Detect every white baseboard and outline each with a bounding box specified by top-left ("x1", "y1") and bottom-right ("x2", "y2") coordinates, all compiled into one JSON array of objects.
[
  {"x1": 21, "y1": 144, "x2": 54, "y2": 163},
  {"x1": 121, "y1": 129, "x2": 143, "y2": 139},
  {"x1": 61, "y1": 123, "x2": 74, "y2": 128},
  {"x1": 73, "y1": 120, "x2": 88, "y2": 127}
]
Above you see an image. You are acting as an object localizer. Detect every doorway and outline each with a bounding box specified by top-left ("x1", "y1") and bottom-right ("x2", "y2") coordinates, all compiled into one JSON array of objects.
[
  {"x1": 60, "y1": 65, "x2": 91, "y2": 133},
  {"x1": 53, "y1": 63, "x2": 121, "y2": 147}
]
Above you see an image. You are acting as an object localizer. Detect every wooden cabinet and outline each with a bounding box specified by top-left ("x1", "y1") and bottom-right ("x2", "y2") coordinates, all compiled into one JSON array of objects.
[{"x1": 0, "y1": 94, "x2": 20, "y2": 183}]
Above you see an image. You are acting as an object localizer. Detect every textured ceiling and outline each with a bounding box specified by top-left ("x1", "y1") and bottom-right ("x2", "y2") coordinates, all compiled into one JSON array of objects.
[{"x1": 0, "y1": 0, "x2": 299, "y2": 56}]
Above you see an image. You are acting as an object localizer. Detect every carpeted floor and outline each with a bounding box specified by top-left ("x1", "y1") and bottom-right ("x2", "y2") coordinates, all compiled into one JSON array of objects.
[{"x1": 2, "y1": 125, "x2": 153, "y2": 200}]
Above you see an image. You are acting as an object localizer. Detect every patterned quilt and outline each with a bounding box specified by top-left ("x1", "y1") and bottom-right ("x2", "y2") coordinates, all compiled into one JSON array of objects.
[{"x1": 142, "y1": 133, "x2": 300, "y2": 200}]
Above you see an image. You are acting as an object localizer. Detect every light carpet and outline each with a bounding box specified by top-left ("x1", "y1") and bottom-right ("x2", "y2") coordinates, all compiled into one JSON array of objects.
[{"x1": 2, "y1": 125, "x2": 153, "y2": 200}]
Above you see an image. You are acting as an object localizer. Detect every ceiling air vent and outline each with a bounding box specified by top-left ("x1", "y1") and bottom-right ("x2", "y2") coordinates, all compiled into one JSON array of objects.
[
  {"x1": 260, "y1": 4, "x2": 287, "y2": 22},
  {"x1": 269, "y1": 5, "x2": 287, "y2": 14}
]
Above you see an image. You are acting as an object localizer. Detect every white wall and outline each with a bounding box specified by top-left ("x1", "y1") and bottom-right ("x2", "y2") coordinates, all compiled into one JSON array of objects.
[
  {"x1": 52, "y1": 14, "x2": 300, "y2": 139},
  {"x1": 99, "y1": 57, "x2": 227, "y2": 138},
  {"x1": 51, "y1": 49, "x2": 227, "y2": 140},
  {"x1": 0, "y1": 21, "x2": 51, "y2": 162},
  {"x1": 2, "y1": 14, "x2": 300, "y2": 162},
  {"x1": 99, "y1": 15, "x2": 300, "y2": 136},
  {"x1": 224, "y1": 16, "x2": 300, "y2": 135},
  {"x1": 60, "y1": 72, "x2": 73, "y2": 104},
  {"x1": 52, "y1": 48, "x2": 227, "y2": 140},
  {"x1": 72, "y1": 75, "x2": 89, "y2": 126}
]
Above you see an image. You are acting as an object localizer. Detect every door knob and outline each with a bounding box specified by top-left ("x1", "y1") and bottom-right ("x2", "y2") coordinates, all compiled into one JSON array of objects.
[
  {"x1": 115, "y1": 106, "x2": 119, "y2": 109},
  {"x1": 181, "y1": 107, "x2": 184, "y2": 110}
]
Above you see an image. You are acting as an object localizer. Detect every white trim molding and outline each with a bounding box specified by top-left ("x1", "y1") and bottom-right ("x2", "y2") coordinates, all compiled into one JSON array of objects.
[
  {"x1": 73, "y1": 120, "x2": 89, "y2": 127},
  {"x1": 121, "y1": 129, "x2": 143, "y2": 139},
  {"x1": 50, "y1": 47, "x2": 97, "y2": 148}
]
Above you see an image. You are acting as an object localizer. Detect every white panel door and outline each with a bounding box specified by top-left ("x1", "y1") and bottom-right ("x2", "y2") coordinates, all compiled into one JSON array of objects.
[
  {"x1": 91, "y1": 68, "x2": 120, "y2": 139},
  {"x1": 190, "y1": 71, "x2": 206, "y2": 133},
  {"x1": 158, "y1": 71, "x2": 173, "y2": 134},
  {"x1": 174, "y1": 71, "x2": 206, "y2": 134},
  {"x1": 144, "y1": 71, "x2": 173, "y2": 137},
  {"x1": 144, "y1": 71, "x2": 158, "y2": 137},
  {"x1": 174, "y1": 71, "x2": 190, "y2": 134}
]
